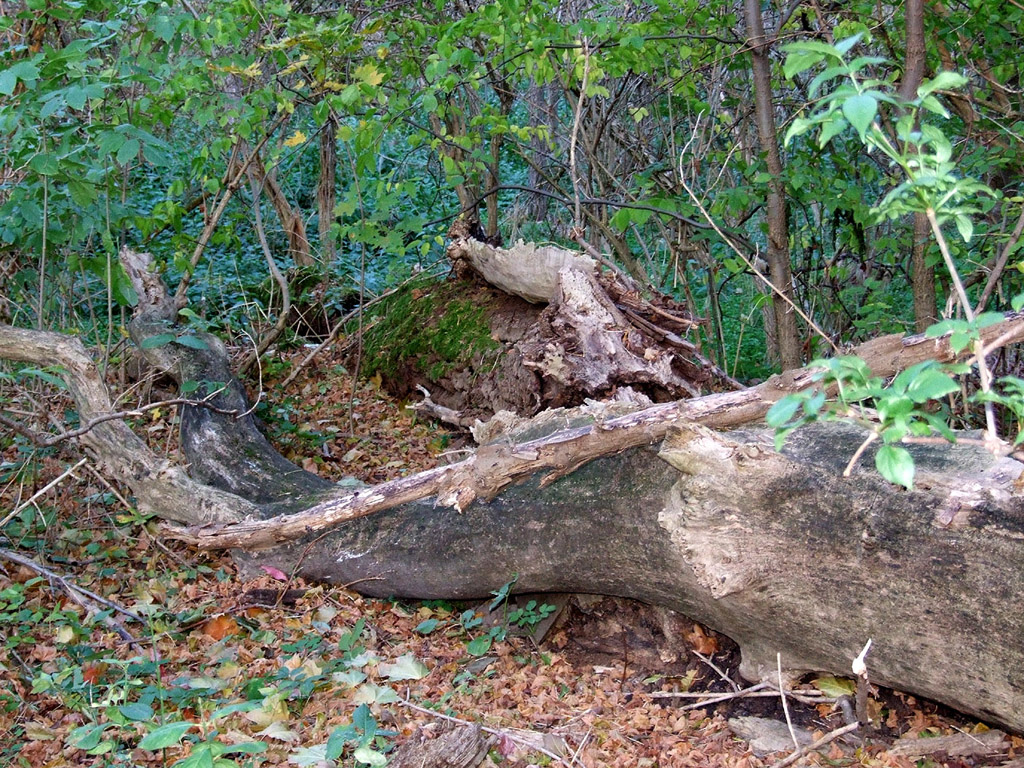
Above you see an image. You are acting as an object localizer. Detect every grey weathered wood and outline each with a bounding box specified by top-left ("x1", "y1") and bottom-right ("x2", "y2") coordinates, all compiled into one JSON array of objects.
[{"x1": 4, "y1": 243, "x2": 1024, "y2": 733}]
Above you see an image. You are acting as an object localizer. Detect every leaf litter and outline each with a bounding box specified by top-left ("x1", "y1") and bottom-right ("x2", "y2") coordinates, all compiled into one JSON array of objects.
[{"x1": 0, "y1": 348, "x2": 1020, "y2": 767}]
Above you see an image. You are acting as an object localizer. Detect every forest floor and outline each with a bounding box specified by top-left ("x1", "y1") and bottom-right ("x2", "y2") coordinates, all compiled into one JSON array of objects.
[{"x1": 0, "y1": 344, "x2": 1019, "y2": 767}]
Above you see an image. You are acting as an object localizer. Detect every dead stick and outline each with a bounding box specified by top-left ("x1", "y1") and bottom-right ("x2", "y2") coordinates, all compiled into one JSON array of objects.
[
  {"x1": 0, "y1": 548, "x2": 144, "y2": 648},
  {"x1": 769, "y1": 721, "x2": 861, "y2": 768}
]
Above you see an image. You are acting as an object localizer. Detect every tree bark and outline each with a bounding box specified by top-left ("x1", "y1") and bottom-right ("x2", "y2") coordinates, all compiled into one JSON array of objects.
[
  {"x1": 5, "y1": 250, "x2": 1024, "y2": 732},
  {"x1": 743, "y1": 0, "x2": 801, "y2": 370},
  {"x1": 317, "y1": 116, "x2": 338, "y2": 264},
  {"x1": 240, "y1": 141, "x2": 313, "y2": 267},
  {"x1": 899, "y1": 0, "x2": 937, "y2": 332}
]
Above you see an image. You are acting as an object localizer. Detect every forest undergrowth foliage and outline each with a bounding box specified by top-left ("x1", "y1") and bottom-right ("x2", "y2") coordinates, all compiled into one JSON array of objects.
[
  {"x1": 766, "y1": 37, "x2": 1024, "y2": 490},
  {"x1": 0, "y1": 350, "x2": 1013, "y2": 768}
]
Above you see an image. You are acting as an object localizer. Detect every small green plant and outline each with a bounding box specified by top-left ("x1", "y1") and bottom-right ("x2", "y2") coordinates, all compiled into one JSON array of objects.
[
  {"x1": 774, "y1": 34, "x2": 1016, "y2": 488},
  {"x1": 507, "y1": 599, "x2": 557, "y2": 629}
]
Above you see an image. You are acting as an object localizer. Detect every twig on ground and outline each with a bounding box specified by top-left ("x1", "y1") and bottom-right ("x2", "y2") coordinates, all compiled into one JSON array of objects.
[
  {"x1": 0, "y1": 457, "x2": 88, "y2": 529},
  {"x1": 649, "y1": 682, "x2": 774, "y2": 711},
  {"x1": 399, "y1": 698, "x2": 579, "y2": 767},
  {"x1": 648, "y1": 686, "x2": 832, "y2": 705},
  {"x1": 693, "y1": 649, "x2": 740, "y2": 691},
  {"x1": 769, "y1": 721, "x2": 861, "y2": 768},
  {"x1": 1, "y1": 392, "x2": 235, "y2": 449},
  {"x1": 853, "y1": 638, "x2": 873, "y2": 726},
  {"x1": 0, "y1": 547, "x2": 145, "y2": 650},
  {"x1": 778, "y1": 652, "x2": 801, "y2": 752},
  {"x1": 83, "y1": 460, "x2": 134, "y2": 514}
]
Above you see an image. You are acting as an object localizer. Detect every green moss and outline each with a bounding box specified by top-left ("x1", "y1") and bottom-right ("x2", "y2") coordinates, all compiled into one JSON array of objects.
[{"x1": 356, "y1": 278, "x2": 500, "y2": 381}]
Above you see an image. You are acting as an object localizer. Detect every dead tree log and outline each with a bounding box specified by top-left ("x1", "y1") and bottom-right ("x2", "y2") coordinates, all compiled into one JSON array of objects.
[{"x1": 3, "y1": 248, "x2": 1024, "y2": 732}]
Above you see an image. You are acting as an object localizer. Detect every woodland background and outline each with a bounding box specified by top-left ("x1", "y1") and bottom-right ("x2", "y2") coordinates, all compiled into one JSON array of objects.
[{"x1": 1, "y1": 0, "x2": 1023, "y2": 766}]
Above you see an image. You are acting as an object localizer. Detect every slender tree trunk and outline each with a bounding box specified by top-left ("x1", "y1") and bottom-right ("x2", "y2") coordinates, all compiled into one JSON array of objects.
[
  {"x1": 899, "y1": 0, "x2": 937, "y2": 331},
  {"x1": 910, "y1": 213, "x2": 936, "y2": 330},
  {"x1": 241, "y1": 144, "x2": 314, "y2": 267},
  {"x1": 744, "y1": 0, "x2": 801, "y2": 370},
  {"x1": 317, "y1": 116, "x2": 338, "y2": 264}
]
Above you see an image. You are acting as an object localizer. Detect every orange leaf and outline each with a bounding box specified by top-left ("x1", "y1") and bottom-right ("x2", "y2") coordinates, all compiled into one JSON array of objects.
[
  {"x1": 81, "y1": 663, "x2": 108, "y2": 685},
  {"x1": 686, "y1": 624, "x2": 719, "y2": 655},
  {"x1": 202, "y1": 615, "x2": 239, "y2": 640}
]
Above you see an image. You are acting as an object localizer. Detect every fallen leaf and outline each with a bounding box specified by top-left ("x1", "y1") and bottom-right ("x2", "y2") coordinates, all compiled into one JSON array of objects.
[
  {"x1": 260, "y1": 565, "x2": 288, "y2": 581},
  {"x1": 202, "y1": 615, "x2": 239, "y2": 640}
]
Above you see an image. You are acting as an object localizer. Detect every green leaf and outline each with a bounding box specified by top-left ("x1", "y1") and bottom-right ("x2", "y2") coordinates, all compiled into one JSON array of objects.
[
  {"x1": 379, "y1": 653, "x2": 428, "y2": 681},
  {"x1": 353, "y1": 745, "x2": 388, "y2": 766},
  {"x1": 841, "y1": 93, "x2": 877, "y2": 140},
  {"x1": 326, "y1": 723, "x2": 359, "y2": 760},
  {"x1": 1012, "y1": 294, "x2": 1024, "y2": 312},
  {"x1": 813, "y1": 675, "x2": 856, "y2": 697},
  {"x1": 954, "y1": 214, "x2": 973, "y2": 242},
  {"x1": 975, "y1": 312, "x2": 1006, "y2": 329},
  {"x1": 290, "y1": 744, "x2": 330, "y2": 766},
  {"x1": 875, "y1": 444, "x2": 914, "y2": 489},
  {"x1": 765, "y1": 395, "x2": 801, "y2": 427},
  {"x1": 833, "y1": 33, "x2": 865, "y2": 56},
  {"x1": 414, "y1": 618, "x2": 440, "y2": 634},
  {"x1": 118, "y1": 702, "x2": 154, "y2": 721},
  {"x1": 817, "y1": 115, "x2": 849, "y2": 148},
  {"x1": 67, "y1": 179, "x2": 98, "y2": 207},
  {"x1": 116, "y1": 138, "x2": 140, "y2": 165},
  {"x1": 69, "y1": 723, "x2": 108, "y2": 750},
  {"x1": 917, "y1": 71, "x2": 968, "y2": 99},
  {"x1": 0, "y1": 59, "x2": 40, "y2": 95},
  {"x1": 141, "y1": 333, "x2": 176, "y2": 349},
  {"x1": 174, "y1": 335, "x2": 208, "y2": 350},
  {"x1": 29, "y1": 153, "x2": 60, "y2": 176},
  {"x1": 422, "y1": 92, "x2": 437, "y2": 112},
  {"x1": 906, "y1": 369, "x2": 958, "y2": 403},
  {"x1": 18, "y1": 368, "x2": 66, "y2": 389},
  {"x1": 138, "y1": 721, "x2": 194, "y2": 750},
  {"x1": 466, "y1": 635, "x2": 492, "y2": 656}
]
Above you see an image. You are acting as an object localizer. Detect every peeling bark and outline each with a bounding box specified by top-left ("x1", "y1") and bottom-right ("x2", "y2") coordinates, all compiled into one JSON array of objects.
[{"x1": 5, "y1": 248, "x2": 1024, "y2": 732}]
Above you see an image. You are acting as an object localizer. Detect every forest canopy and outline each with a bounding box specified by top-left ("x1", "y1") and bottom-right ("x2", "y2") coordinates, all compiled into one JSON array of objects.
[{"x1": 1, "y1": 0, "x2": 1020, "y2": 381}]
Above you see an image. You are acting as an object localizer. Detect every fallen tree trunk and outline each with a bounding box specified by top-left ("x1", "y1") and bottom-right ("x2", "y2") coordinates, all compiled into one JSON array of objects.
[{"x1": 3, "y1": 248, "x2": 1024, "y2": 732}]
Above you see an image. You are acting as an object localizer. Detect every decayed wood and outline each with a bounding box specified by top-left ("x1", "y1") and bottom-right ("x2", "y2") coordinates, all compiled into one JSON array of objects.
[
  {"x1": 0, "y1": 324, "x2": 253, "y2": 525},
  {"x1": 447, "y1": 236, "x2": 596, "y2": 304},
  {"x1": 441, "y1": 236, "x2": 728, "y2": 408},
  {"x1": 388, "y1": 724, "x2": 494, "y2": 768},
  {"x1": 5, "y1": 249, "x2": 1024, "y2": 732}
]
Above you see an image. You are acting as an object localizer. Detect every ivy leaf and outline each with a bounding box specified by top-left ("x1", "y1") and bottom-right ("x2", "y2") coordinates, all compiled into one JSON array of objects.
[{"x1": 876, "y1": 444, "x2": 914, "y2": 490}]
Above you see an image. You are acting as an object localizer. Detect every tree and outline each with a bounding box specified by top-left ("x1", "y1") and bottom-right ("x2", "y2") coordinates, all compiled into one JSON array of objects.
[
  {"x1": 4, "y1": 0, "x2": 1024, "y2": 737},
  {"x1": 5, "y1": 240, "x2": 1024, "y2": 733},
  {"x1": 743, "y1": 0, "x2": 800, "y2": 369}
]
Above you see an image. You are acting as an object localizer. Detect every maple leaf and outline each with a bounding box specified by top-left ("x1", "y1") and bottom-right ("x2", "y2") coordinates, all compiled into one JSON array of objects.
[{"x1": 354, "y1": 62, "x2": 384, "y2": 87}]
